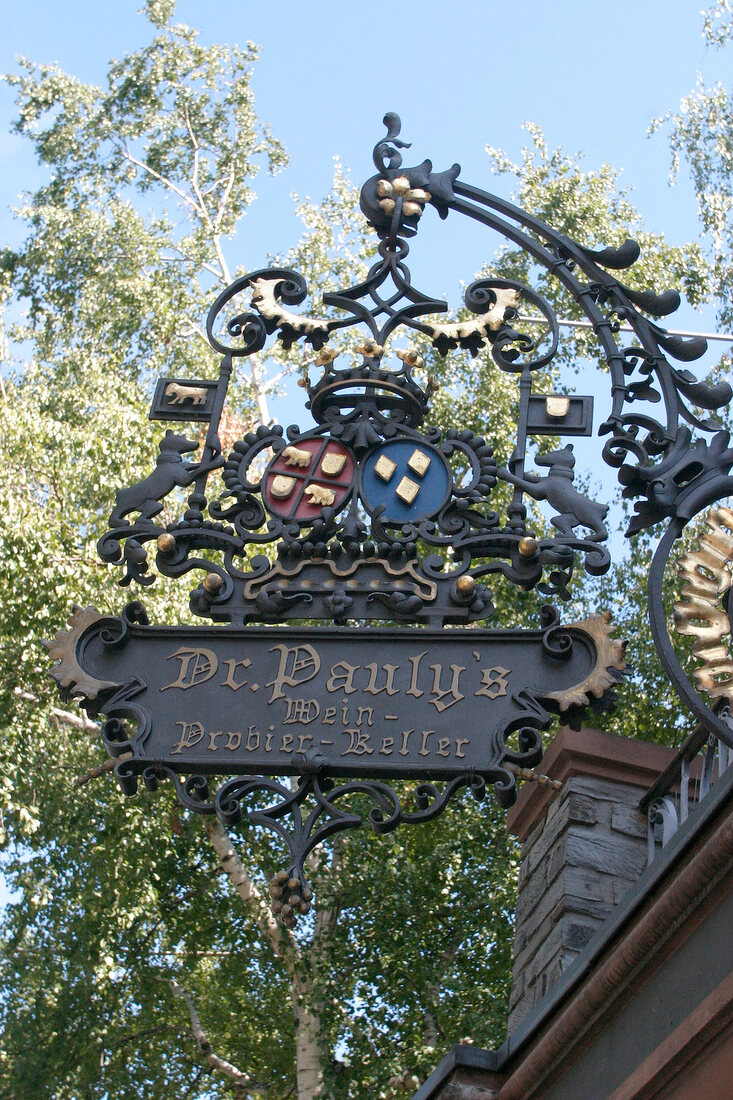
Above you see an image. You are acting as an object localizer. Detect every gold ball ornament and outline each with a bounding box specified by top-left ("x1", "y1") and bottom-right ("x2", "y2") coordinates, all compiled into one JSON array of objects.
[
  {"x1": 456, "y1": 575, "x2": 477, "y2": 596},
  {"x1": 391, "y1": 175, "x2": 411, "y2": 196},
  {"x1": 518, "y1": 537, "x2": 539, "y2": 558},
  {"x1": 156, "y1": 533, "x2": 176, "y2": 554}
]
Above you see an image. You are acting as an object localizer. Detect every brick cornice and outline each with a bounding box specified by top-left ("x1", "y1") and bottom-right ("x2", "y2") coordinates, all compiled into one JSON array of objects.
[{"x1": 507, "y1": 727, "x2": 676, "y2": 842}]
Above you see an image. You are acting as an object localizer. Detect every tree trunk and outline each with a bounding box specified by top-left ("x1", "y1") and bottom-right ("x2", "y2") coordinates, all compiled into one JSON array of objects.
[
  {"x1": 293, "y1": 978, "x2": 325, "y2": 1100},
  {"x1": 206, "y1": 819, "x2": 330, "y2": 1097}
]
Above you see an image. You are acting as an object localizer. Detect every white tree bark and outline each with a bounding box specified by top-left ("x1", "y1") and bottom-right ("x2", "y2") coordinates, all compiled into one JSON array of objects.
[
  {"x1": 205, "y1": 819, "x2": 329, "y2": 1100},
  {"x1": 170, "y1": 976, "x2": 268, "y2": 1097},
  {"x1": 292, "y1": 970, "x2": 325, "y2": 1099}
]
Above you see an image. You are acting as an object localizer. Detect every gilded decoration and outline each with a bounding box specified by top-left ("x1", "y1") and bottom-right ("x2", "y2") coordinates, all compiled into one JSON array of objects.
[{"x1": 46, "y1": 113, "x2": 733, "y2": 920}]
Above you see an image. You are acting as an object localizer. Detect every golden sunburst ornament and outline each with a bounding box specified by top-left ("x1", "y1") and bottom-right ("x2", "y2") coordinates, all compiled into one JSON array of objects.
[
  {"x1": 44, "y1": 606, "x2": 119, "y2": 701},
  {"x1": 546, "y1": 612, "x2": 626, "y2": 711}
]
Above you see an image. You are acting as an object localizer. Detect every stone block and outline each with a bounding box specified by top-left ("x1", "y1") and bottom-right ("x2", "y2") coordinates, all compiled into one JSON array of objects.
[
  {"x1": 527, "y1": 927, "x2": 565, "y2": 985},
  {"x1": 612, "y1": 877, "x2": 636, "y2": 906},
  {"x1": 514, "y1": 860, "x2": 551, "y2": 924},
  {"x1": 512, "y1": 910, "x2": 561, "y2": 981},
  {"x1": 568, "y1": 775, "x2": 649, "y2": 806},
  {"x1": 508, "y1": 970, "x2": 524, "y2": 1010},
  {"x1": 508, "y1": 991, "x2": 533, "y2": 1033},
  {"x1": 526, "y1": 803, "x2": 572, "y2": 875},
  {"x1": 610, "y1": 803, "x2": 647, "y2": 839},
  {"x1": 546, "y1": 840, "x2": 569, "y2": 884},
  {"x1": 564, "y1": 828, "x2": 647, "y2": 880},
  {"x1": 544, "y1": 794, "x2": 562, "y2": 826},
  {"x1": 561, "y1": 917, "x2": 601, "y2": 952},
  {"x1": 564, "y1": 865, "x2": 605, "y2": 902},
  {"x1": 566, "y1": 792, "x2": 598, "y2": 826},
  {"x1": 516, "y1": 873, "x2": 565, "y2": 943},
  {"x1": 563, "y1": 894, "x2": 614, "y2": 921}
]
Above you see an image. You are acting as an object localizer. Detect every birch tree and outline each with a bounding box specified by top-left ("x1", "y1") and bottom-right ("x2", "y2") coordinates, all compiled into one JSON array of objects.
[
  {"x1": 0, "y1": 2, "x2": 718, "y2": 1097},
  {"x1": 0, "y1": 5, "x2": 513, "y2": 1096}
]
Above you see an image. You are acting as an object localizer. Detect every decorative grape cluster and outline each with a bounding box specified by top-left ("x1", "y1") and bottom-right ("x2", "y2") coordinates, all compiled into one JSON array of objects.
[{"x1": 268, "y1": 871, "x2": 313, "y2": 927}]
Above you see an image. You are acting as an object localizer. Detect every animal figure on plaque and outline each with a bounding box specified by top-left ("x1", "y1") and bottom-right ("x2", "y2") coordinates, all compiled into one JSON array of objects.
[
  {"x1": 304, "y1": 483, "x2": 336, "y2": 507},
  {"x1": 164, "y1": 382, "x2": 208, "y2": 406},
  {"x1": 281, "y1": 445, "x2": 312, "y2": 468},
  {"x1": 109, "y1": 431, "x2": 223, "y2": 526},
  {"x1": 500, "y1": 444, "x2": 609, "y2": 542}
]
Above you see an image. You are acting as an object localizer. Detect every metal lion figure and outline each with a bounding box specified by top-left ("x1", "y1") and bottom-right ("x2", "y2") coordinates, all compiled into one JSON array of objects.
[
  {"x1": 109, "y1": 430, "x2": 221, "y2": 526},
  {"x1": 500, "y1": 444, "x2": 609, "y2": 542}
]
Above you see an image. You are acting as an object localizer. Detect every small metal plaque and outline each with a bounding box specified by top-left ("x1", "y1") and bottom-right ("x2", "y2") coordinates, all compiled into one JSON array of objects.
[
  {"x1": 527, "y1": 394, "x2": 593, "y2": 436},
  {"x1": 271, "y1": 475, "x2": 296, "y2": 499},
  {"x1": 321, "y1": 452, "x2": 347, "y2": 477},
  {"x1": 407, "y1": 449, "x2": 431, "y2": 477},
  {"x1": 374, "y1": 455, "x2": 397, "y2": 482},
  {"x1": 396, "y1": 476, "x2": 420, "y2": 503},
  {"x1": 150, "y1": 378, "x2": 218, "y2": 422}
]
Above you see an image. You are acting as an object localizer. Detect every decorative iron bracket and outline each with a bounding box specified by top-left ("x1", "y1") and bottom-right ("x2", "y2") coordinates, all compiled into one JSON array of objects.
[{"x1": 47, "y1": 113, "x2": 733, "y2": 922}]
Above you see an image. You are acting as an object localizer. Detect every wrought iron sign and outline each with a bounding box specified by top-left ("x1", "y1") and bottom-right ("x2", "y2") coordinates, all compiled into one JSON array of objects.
[{"x1": 47, "y1": 114, "x2": 733, "y2": 923}]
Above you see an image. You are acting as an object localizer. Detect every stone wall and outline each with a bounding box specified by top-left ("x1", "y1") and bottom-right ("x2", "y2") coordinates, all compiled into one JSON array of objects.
[{"x1": 505, "y1": 728, "x2": 674, "y2": 1033}]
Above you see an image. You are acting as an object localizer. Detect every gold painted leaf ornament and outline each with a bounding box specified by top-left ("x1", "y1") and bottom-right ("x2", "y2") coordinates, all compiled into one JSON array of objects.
[
  {"x1": 376, "y1": 175, "x2": 432, "y2": 218},
  {"x1": 674, "y1": 505, "x2": 733, "y2": 703}
]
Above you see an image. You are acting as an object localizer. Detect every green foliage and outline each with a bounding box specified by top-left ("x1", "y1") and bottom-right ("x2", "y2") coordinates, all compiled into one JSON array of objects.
[
  {"x1": 2, "y1": 1, "x2": 287, "y2": 423},
  {"x1": 312, "y1": 801, "x2": 518, "y2": 1097},
  {"x1": 0, "y1": 7, "x2": 725, "y2": 1099},
  {"x1": 486, "y1": 124, "x2": 711, "y2": 369},
  {"x1": 652, "y1": 2, "x2": 733, "y2": 335}
]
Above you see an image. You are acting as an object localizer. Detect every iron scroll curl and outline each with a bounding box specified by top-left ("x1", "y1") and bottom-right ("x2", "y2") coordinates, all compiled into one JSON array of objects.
[{"x1": 46, "y1": 112, "x2": 733, "y2": 921}]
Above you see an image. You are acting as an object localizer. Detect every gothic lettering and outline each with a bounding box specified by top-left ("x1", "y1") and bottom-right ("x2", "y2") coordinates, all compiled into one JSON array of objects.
[
  {"x1": 171, "y1": 720, "x2": 205, "y2": 754},
  {"x1": 419, "y1": 730, "x2": 435, "y2": 756},
  {"x1": 267, "y1": 645, "x2": 321, "y2": 702},
  {"x1": 476, "y1": 666, "x2": 510, "y2": 699},
  {"x1": 162, "y1": 648, "x2": 218, "y2": 691},
  {"x1": 428, "y1": 663, "x2": 466, "y2": 711},
  {"x1": 225, "y1": 730, "x2": 241, "y2": 751},
  {"x1": 342, "y1": 729, "x2": 373, "y2": 755},
  {"x1": 406, "y1": 652, "x2": 426, "y2": 698},
  {"x1": 221, "y1": 658, "x2": 252, "y2": 690},
  {"x1": 325, "y1": 662, "x2": 359, "y2": 694},
  {"x1": 283, "y1": 698, "x2": 321, "y2": 724},
  {"x1": 363, "y1": 663, "x2": 399, "y2": 696}
]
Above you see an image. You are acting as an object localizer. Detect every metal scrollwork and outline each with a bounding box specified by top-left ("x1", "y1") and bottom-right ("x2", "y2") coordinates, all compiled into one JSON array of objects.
[{"x1": 48, "y1": 112, "x2": 733, "y2": 917}]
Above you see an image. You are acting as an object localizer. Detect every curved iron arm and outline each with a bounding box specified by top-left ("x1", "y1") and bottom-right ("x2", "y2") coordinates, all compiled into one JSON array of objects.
[{"x1": 76, "y1": 114, "x2": 733, "y2": 924}]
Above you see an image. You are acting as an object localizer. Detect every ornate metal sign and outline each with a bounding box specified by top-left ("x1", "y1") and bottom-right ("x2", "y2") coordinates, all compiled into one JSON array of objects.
[
  {"x1": 48, "y1": 609, "x2": 619, "y2": 779},
  {"x1": 47, "y1": 114, "x2": 733, "y2": 922}
]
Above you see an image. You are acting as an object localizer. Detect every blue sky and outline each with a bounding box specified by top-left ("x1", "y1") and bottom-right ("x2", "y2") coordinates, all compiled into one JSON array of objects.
[
  {"x1": 2, "y1": 1, "x2": 730, "y2": 424},
  {"x1": 0, "y1": 2, "x2": 730, "y2": 907},
  {"x1": 0, "y1": 0, "x2": 728, "y2": 294}
]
